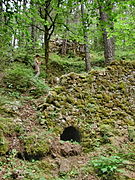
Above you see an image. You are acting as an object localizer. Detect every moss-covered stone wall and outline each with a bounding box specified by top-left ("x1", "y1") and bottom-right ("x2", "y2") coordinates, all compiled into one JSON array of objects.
[
  {"x1": 40, "y1": 60, "x2": 135, "y2": 152},
  {"x1": 0, "y1": 60, "x2": 134, "y2": 156}
]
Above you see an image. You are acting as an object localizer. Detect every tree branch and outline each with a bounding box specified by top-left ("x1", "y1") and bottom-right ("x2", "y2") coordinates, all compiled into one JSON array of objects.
[
  {"x1": 32, "y1": 24, "x2": 44, "y2": 32},
  {"x1": 57, "y1": 22, "x2": 77, "y2": 35},
  {"x1": 45, "y1": 8, "x2": 53, "y2": 23},
  {"x1": 39, "y1": 7, "x2": 44, "y2": 19}
]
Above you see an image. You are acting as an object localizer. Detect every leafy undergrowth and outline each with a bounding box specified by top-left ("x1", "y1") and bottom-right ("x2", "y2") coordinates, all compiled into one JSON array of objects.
[
  {"x1": 0, "y1": 60, "x2": 135, "y2": 179},
  {"x1": 49, "y1": 52, "x2": 105, "y2": 76},
  {"x1": 1, "y1": 62, "x2": 49, "y2": 98}
]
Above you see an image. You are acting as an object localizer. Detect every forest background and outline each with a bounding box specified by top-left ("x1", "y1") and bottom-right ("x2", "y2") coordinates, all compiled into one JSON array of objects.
[{"x1": 0, "y1": 0, "x2": 134, "y2": 75}]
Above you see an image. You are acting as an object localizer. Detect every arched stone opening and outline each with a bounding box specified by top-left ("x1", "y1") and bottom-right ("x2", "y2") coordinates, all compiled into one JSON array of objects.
[{"x1": 60, "y1": 126, "x2": 81, "y2": 143}]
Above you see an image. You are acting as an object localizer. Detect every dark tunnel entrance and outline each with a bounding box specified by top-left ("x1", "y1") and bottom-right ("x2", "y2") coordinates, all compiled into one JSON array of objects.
[{"x1": 60, "y1": 126, "x2": 81, "y2": 143}]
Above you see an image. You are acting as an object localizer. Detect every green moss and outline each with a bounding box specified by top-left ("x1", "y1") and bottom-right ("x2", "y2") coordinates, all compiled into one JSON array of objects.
[
  {"x1": 0, "y1": 132, "x2": 9, "y2": 155},
  {"x1": 100, "y1": 124, "x2": 114, "y2": 135},
  {"x1": 22, "y1": 133, "x2": 50, "y2": 157},
  {"x1": 53, "y1": 101, "x2": 61, "y2": 107},
  {"x1": 128, "y1": 126, "x2": 135, "y2": 142},
  {"x1": 103, "y1": 93, "x2": 111, "y2": 102},
  {"x1": 46, "y1": 91, "x2": 57, "y2": 103},
  {"x1": 77, "y1": 104, "x2": 85, "y2": 109},
  {"x1": 39, "y1": 60, "x2": 135, "y2": 155},
  {"x1": 36, "y1": 159, "x2": 55, "y2": 174},
  {"x1": 0, "y1": 117, "x2": 14, "y2": 135},
  {"x1": 96, "y1": 94, "x2": 103, "y2": 99},
  {"x1": 102, "y1": 119, "x2": 115, "y2": 125},
  {"x1": 54, "y1": 86, "x2": 65, "y2": 94},
  {"x1": 124, "y1": 118, "x2": 134, "y2": 126}
]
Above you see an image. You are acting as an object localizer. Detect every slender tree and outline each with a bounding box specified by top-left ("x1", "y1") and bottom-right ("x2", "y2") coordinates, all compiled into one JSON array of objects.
[
  {"x1": 0, "y1": 1, "x2": 3, "y2": 22},
  {"x1": 97, "y1": 0, "x2": 115, "y2": 64},
  {"x1": 81, "y1": 2, "x2": 91, "y2": 71},
  {"x1": 31, "y1": 0, "x2": 62, "y2": 68}
]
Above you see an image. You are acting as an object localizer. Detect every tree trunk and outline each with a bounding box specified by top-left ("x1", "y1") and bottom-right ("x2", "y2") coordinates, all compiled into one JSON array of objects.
[
  {"x1": 81, "y1": 4, "x2": 91, "y2": 72},
  {"x1": 72, "y1": 40, "x2": 77, "y2": 56},
  {"x1": 30, "y1": 0, "x2": 35, "y2": 51},
  {"x1": 61, "y1": 39, "x2": 68, "y2": 55},
  {"x1": 84, "y1": 41, "x2": 91, "y2": 72},
  {"x1": 61, "y1": 15, "x2": 69, "y2": 56},
  {"x1": 0, "y1": 1, "x2": 3, "y2": 22},
  {"x1": 12, "y1": 34, "x2": 16, "y2": 47},
  {"x1": 44, "y1": 26, "x2": 49, "y2": 69},
  {"x1": 99, "y1": 5, "x2": 115, "y2": 64},
  {"x1": 45, "y1": 39, "x2": 49, "y2": 68},
  {"x1": 31, "y1": 23, "x2": 35, "y2": 49},
  {"x1": 44, "y1": 0, "x2": 51, "y2": 70},
  {"x1": 23, "y1": 0, "x2": 27, "y2": 7},
  {"x1": 4, "y1": 0, "x2": 8, "y2": 24}
]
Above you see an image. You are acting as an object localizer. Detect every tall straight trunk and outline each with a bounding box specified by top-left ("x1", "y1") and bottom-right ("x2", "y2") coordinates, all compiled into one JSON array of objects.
[
  {"x1": 23, "y1": 0, "x2": 27, "y2": 7},
  {"x1": 0, "y1": 1, "x2": 3, "y2": 22},
  {"x1": 44, "y1": 26, "x2": 49, "y2": 68},
  {"x1": 30, "y1": 0, "x2": 35, "y2": 50},
  {"x1": 81, "y1": 4, "x2": 91, "y2": 72},
  {"x1": 16, "y1": 0, "x2": 25, "y2": 48},
  {"x1": 72, "y1": 40, "x2": 77, "y2": 56},
  {"x1": 44, "y1": 0, "x2": 51, "y2": 69},
  {"x1": 12, "y1": 34, "x2": 16, "y2": 47},
  {"x1": 61, "y1": 16, "x2": 69, "y2": 55},
  {"x1": 99, "y1": 6, "x2": 115, "y2": 64},
  {"x1": 31, "y1": 22, "x2": 35, "y2": 49},
  {"x1": 4, "y1": 0, "x2": 8, "y2": 24}
]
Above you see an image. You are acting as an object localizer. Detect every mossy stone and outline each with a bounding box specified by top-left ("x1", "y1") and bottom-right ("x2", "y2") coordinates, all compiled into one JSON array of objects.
[
  {"x1": 46, "y1": 91, "x2": 57, "y2": 103},
  {"x1": 54, "y1": 86, "x2": 65, "y2": 94},
  {"x1": 23, "y1": 133, "x2": 50, "y2": 157},
  {"x1": 100, "y1": 124, "x2": 114, "y2": 137},
  {"x1": 40, "y1": 60, "x2": 135, "y2": 154}
]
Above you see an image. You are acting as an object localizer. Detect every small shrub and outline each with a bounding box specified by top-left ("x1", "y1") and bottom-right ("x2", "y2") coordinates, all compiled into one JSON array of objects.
[
  {"x1": 4, "y1": 63, "x2": 33, "y2": 92},
  {"x1": 29, "y1": 78, "x2": 49, "y2": 97},
  {"x1": 90, "y1": 155, "x2": 124, "y2": 180},
  {"x1": 4, "y1": 63, "x2": 49, "y2": 96}
]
